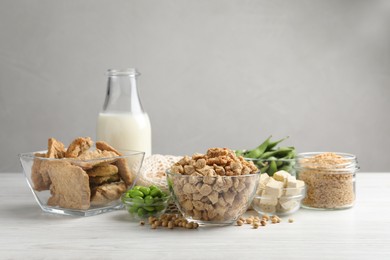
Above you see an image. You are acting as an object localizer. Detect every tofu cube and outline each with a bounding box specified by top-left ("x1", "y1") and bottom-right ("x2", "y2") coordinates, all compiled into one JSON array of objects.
[
  {"x1": 273, "y1": 170, "x2": 291, "y2": 186},
  {"x1": 264, "y1": 178, "x2": 284, "y2": 198},
  {"x1": 279, "y1": 198, "x2": 299, "y2": 211},
  {"x1": 259, "y1": 173, "x2": 270, "y2": 186},
  {"x1": 286, "y1": 176, "x2": 298, "y2": 188},
  {"x1": 257, "y1": 173, "x2": 270, "y2": 194},
  {"x1": 285, "y1": 179, "x2": 305, "y2": 196},
  {"x1": 260, "y1": 191, "x2": 278, "y2": 206}
]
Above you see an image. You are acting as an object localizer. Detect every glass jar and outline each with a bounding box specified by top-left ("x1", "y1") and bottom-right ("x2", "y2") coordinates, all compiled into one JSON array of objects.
[
  {"x1": 295, "y1": 152, "x2": 359, "y2": 210},
  {"x1": 96, "y1": 68, "x2": 151, "y2": 156}
]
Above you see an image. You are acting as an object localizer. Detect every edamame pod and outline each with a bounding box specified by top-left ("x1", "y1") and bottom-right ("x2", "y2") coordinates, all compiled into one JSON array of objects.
[
  {"x1": 268, "y1": 160, "x2": 278, "y2": 175},
  {"x1": 266, "y1": 136, "x2": 289, "y2": 151},
  {"x1": 246, "y1": 135, "x2": 272, "y2": 158},
  {"x1": 279, "y1": 165, "x2": 293, "y2": 173},
  {"x1": 235, "y1": 150, "x2": 245, "y2": 156},
  {"x1": 260, "y1": 165, "x2": 269, "y2": 174},
  {"x1": 260, "y1": 147, "x2": 293, "y2": 159},
  {"x1": 276, "y1": 160, "x2": 284, "y2": 167}
]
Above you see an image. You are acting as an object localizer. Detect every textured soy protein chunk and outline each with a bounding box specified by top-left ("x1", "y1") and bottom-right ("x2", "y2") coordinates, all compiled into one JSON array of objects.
[{"x1": 169, "y1": 148, "x2": 258, "y2": 222}]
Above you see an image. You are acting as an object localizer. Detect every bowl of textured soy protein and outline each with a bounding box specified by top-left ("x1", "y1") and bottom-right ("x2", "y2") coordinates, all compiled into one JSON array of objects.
[
  {"x1": 167, "y1": 148, "x2": 260, "y2": 226},
  {"x1": 121, "y1": 185, "x2": 171, "y2": 220}
]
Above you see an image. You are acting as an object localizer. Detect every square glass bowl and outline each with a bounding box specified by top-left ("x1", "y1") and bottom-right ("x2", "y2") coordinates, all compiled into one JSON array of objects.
[
  {"x1": 252, "y1": 185, "x2": 306, "y2": 216},
  {"x1": 19, "y1": 149, "x2": 144, "y2": 216},
  {"x1": 167, "y1": 170, "x2": 260, "y2": 226}
]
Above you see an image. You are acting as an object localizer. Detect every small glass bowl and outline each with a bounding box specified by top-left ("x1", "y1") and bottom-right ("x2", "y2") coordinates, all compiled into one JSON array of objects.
[
  {"x1": 166, "y1": 170, "x2": 260, "y2": 226},
  {"x1": 252, "y1": 185, "x2": 306, "y2": 216},
  {"x1": 121, "y1": 194, "x2": 171, "y2": 220},
  {"x1": 245, "y1": 158, "x2": 296, "y2": 177},
  {"x1": 19, "y1": 149, "x2": 145, "y2": 217}
]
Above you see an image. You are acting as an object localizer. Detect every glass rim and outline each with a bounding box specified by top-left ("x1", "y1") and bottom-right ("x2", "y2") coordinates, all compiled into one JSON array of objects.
[
  {"x1": 19, "y1": 149, "x2": 145, "y2": 162},
  {"x1": 165, "y1": 169, "x2": 260, "y2": 177},
  {"x1": 295, "y1": 152, "x2": 359, "y2": 172},
  {"x1": 121, "y1": 194, "x2": 171, "y2": 204},
  {"x1": 254, "y1": 193, "x2": 305, "y2": 200},
  {"x1": 107, "y1": 68, "x2": 140, "y2": 77},
  {"x1": 244, "y1": 157, "x2": 295, "y2": 162}
]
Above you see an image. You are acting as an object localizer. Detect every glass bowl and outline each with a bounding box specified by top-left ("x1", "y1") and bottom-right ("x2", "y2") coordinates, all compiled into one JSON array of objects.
[
  {"x1": 19, "y1": 149, "x2": 145, "y2": 216},
  {"x1": 166, "y1": 170, "x2": 260, "y2": 226},
  {"x1": 121, "y1": 193, "x2": 171, "y2": 220},
  {"x1": 245, "y1": 157, "x2": 296, "y2": 177},
  {"x1": 252, "y1": 185, "x2": 306, "y2": 216}
]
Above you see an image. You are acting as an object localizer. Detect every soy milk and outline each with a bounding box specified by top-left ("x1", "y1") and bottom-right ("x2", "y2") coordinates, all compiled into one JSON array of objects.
[
  {"x1": 97, "y1": 112, "x2": 151, "y2": 156},
  {"x1": 97, "y1": 68, "x2": 151, "y2": 156}
]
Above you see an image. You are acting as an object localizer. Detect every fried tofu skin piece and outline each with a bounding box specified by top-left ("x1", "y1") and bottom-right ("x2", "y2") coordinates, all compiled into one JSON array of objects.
[
  {"x1": 90, "y1": 181, "x2": 127, "y2": 206},
  {"x1": 65, "y1": 137, "x2": 93, "y2": 158},
  {"x1": 47, "y1": 138, "x2": 66, "y2": 159},
  {"x1": 31, "y1": 153, "x2": 51, "y2": 191},
  {"x1": 96, "y1": 141, "x2": 133, "y2": 186},
  {"x1": 47, "y1": 160, "x2": 91, "y2": 210}
]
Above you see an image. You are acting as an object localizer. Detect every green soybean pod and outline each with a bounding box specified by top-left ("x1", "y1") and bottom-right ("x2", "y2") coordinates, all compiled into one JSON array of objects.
[
  {"x1": 255, "y1": 159, "x2": 266, "y2": 168},
  {"x1": 274, "y1": 147, "x2": 294, "y2": 156},
  {"x1": 246, "y1": 135, "x2": 272, "y2": 158},
  {"x1": 260, "y1": 165, "x2": 269, "y2": 174},
  {"x1": 276, "y1": 160, "x2": 284, "y2": 167},
  {"x1": 235, "y1": 150, "x2": 245, "y2": 156},
  {"x1": 268, "y1": 160, "x2": 278, "y2": 175},
  {"x1": 279, "y1": 165, "x2": 293, "y2": 173},
  {"x1": 259, "y1": 151, "x2": 272, "y2": 159},
  {"x1": 266, "y1": 136, "x2": 289, "y2": 151}
]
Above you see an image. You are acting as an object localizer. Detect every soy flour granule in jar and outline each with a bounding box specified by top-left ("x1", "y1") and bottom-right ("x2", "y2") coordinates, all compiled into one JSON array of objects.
[{"x1": 295, "y1": 152, "x2": 359, "y2": 210}]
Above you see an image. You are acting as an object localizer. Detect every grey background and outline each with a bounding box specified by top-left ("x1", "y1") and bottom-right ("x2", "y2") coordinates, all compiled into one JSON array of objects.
[{"x1": 1, "y1": 0, "x2": 389, "y2": 172}]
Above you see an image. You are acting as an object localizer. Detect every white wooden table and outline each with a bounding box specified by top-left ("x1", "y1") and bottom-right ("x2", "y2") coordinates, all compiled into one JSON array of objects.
[{"x1": 1, "y1": 172, "x2": 389, "y2": 259}]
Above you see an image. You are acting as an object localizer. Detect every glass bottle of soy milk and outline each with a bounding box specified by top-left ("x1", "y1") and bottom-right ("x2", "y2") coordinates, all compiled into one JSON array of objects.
[{"x1": 97, "y1": 68, "x2": 151, "y2": 156}]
